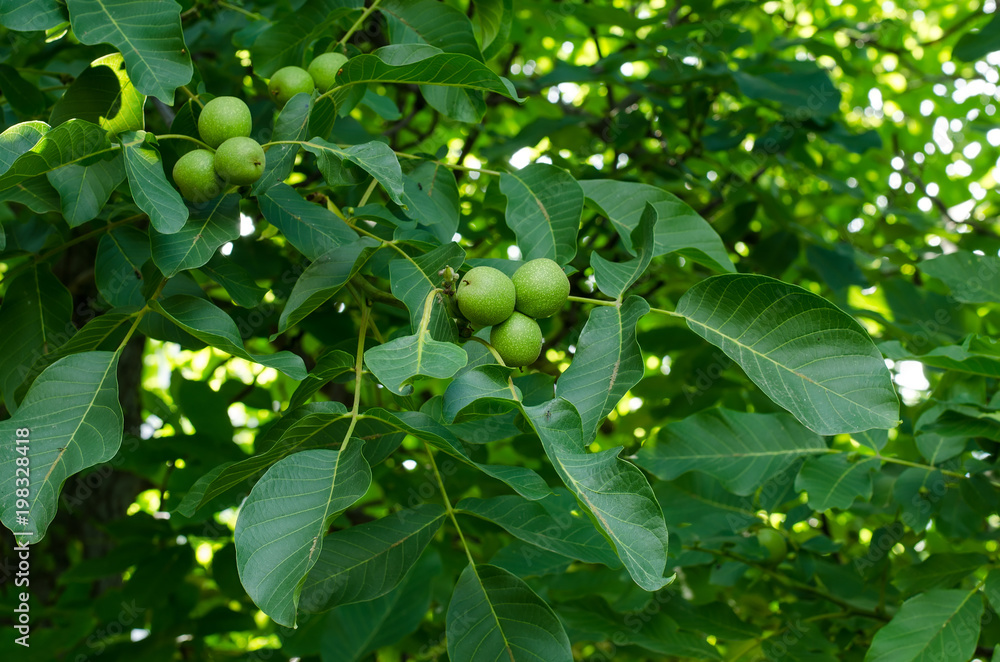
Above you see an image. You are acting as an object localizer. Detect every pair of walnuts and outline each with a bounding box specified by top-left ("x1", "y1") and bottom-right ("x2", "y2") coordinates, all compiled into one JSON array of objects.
[
  {"x1": 171, "y1": 53, "x2": 349, "y2": 202},
  {"x1": 455, "y1": 258, "x2": 570, "y2": 367}
]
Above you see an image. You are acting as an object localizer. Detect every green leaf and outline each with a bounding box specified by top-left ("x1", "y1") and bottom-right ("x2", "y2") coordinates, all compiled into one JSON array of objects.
[
  {"x1": 0, "y1": 121, "x2": 49, "y2": 175},
  {"x1": 317, "y1": 550, "x2": 438, "y2": 662},
  {"x1": 299, "y1": 504, "x2": 445, "y2": 612},
  {"x1": 400, "y1": 162, "x2": 461, "y2": 243},
  {"x1": 864, "y1": 589, "x2": 983, "y2": 662},
  {"x1": 300, "y1": 139, "x2": 405, "y2": 205},
  {"x1": 152, "y1": 295, "x2": 307, "y2": 380},
  {"x1": 676, "y1": 274, "x2": 899, "y2": 435},
  {"x1": 0, "y1": 119, "x2": 114, "y2": 196},
  {"x1": 66, "y1": 0, "x2": 193, "y2": 104},
  {"x1": 235, "y1": 445, "x2": 372, "y2": 628},
  {"x1": 473, "y1": 0, "x2": 513, "y2": 60},
  {"x1": 258, "y1": 183, "x2": 360, "y2": 260},
  {"x1": 175, "y1": 404, "x2": 381, "y2": 517},
  {"x1": 150, "y1": 193, "x2": 239, "y2": 277},
  {"x1": 251, "y1": 94, "x2": 312, "y2": 195},
  {"x1": 919, "y1": 250, "x2": 1000, "y2": 304},
  {"x1": 289, "y1": 350, "x2": 355, "y2": 410},
  {"x1": 636, "y1": 409, "x2": 827, "y2": 496},
  {"x1": 120, "y1": 130, "x2": 188, "y2": 234},
  {"x1": 381, "y1": 0, "x2": 484, "y2": 61},
  {"x1": 50, "y1": 53, "x2": 146, "y2": 134},
  {"x1": 0, "y1": 0, "x2": 66, "y2": 31},
  {"x1": 250, "y1": 2, "x2": 356, "y2": 77},
  {"x1": 364, "y1": 327, "x2": 468, "y2": 396},
  {"x1": 46, "y1": 152, "x2": 125, "y2": 226},
  {"x1": 0, "y1": 351, "x2": 123, "y2": 544},
  {"x1": 556, "y1": 295, "x2": 649, "y2": 441},
  {"x1": 0, "y1": 64, "x2": 46, "y2": 116},
  {"x1": 892, "y1": 554, "x2": 988, "y2": 595},
  {"x1": 954, "y1": 14, "x2": 1000, "y2": 61},
  {"x1": 96, "y1": 225, "x2": 150, "y2": 307},
  {"x1": 0, "y1": 265, "x2": 74, "y2": 410},
  {"x1": 446, "y1": 563, "x2": 573, "y2": 662},
  {"x1": 795, "y1": 454, "x2": 878, "y2": 511},
  {"x1": 591, "y1": 202, "x2": 656, "y2": 298},
  {"x1": 198, "y1": 253, "x2": 267, "y2": 308},
  {"x1": 581, "y1": 179, "x2": 735, "y2": 273},
  {"x1": 499, "y1": 163, "x2": 582, "y2": 265},
  {"x1": 277, "y1": 237, "x2": 380, "y2": 332},
  {"x1": 457, "y1": 489, "x2": 621, "y2": 567},
  {"x1": 524, "y1": 398, "x2": 672, "y2": 591},
  {"x1": 13, "y1": 309, "x2": 135, "y2": 404},
  {"x1": 442, "y1": 364, "x2": 521, "y2": 422},
  {"x1": 331, "y1": 52, "x2": 521, "y2": 107}
]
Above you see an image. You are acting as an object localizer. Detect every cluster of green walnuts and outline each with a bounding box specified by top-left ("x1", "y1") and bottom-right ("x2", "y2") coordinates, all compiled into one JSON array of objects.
[
  {"x1": 454, "y1": 258, "x2": 570, "y2": 367},
  {"x1": 171, "y1": 52, "x2": 349, "y2": 202}
]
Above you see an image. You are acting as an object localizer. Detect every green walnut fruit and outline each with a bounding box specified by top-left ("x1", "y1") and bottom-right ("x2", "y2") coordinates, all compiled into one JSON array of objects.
[
  {"x1": 512, "y1": 258, "x2": 570, "y2": 319},
  {"x1": 757, "y1": 528, "x2": 787, "y2": 565},
  {"x1": 490, "y1": 312, "x2": 543, "y2": 367},
  {"x1": 172, "y1": 149, "x2": 222, "y2": 202},
  {"x1": 197, "y1": 96, "x2": 252, "y2": 148},
  {"x1": 268, "y1": 66, "x2": 315, "y2": 107},
  {"x1": 214, "y1": 137, "x2": 266, "y2": 186},
  {"x1": 456, "y1": 266, "x2": 516, "y2": 326},
  {"x1": 308, "y1": 52, "x2": 349, "y2": 93}
]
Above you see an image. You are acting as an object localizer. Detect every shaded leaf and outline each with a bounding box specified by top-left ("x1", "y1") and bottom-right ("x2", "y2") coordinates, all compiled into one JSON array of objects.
[
  {"x1": 795, "y1": 454, "x2": 878, "y2": 511},
  {"x1": 446, "y1": 563, "x2": 573, "y2": 662},
  {"x1": 46, "y1": 152, "x2": 125, "y2": 226},
  {"x1": 150, "y1": 193, "x2": 239, "y2": 277},
  {"x1": 152, "y1": 295, "x2": 307, "y2": 380},
  {"x1": 0, "y1": 352, "x2": 123, "y2": 544},
  {"x1": 636, "y1": 409, "x2": 826, "y2": 496},
  {"x1": 199, "y1": 253, "x2": 267, "y2": 308},
  {"x1": 0, "y1": 265, "x2": 74, "y2": 410},
  {"x1": 258, "y1": 183, "x2": 359, "y2": 260},
  {"x1": 299, "y1": 504, "x2": 445, "y2": 612},
  {"x1": 457, "y1": 489, "x2": 621, "y2": 567},
  {"x1": 278, "y1": 237, "x2": 380, "y2": 332},
  {"x1": 919, "y1": 250, "x2": 1000, "y2": 304},
  {"x1": 235, "y1": 444, "x2": 372, "y2": 627},
  {"x1": 252, "y1": 94, "x2": 312, "y2": 195},
  {"x1": 95, "y1": 225, "x2": 150, "y2": 307}
]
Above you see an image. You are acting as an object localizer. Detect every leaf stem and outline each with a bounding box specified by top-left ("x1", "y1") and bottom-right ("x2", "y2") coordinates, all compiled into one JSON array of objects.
[
  {"x1": 155, "y1": 134, "x2": 214, "y2": 151},
  {"x1": 357, "y1": 178, "x2": 379, "y2": 207},
  {"x1": 425, "y1": 440, "x2": 477, "y2": 567},
  {"x1": 116, "y1": 278, "x2": 167, "y2": 352},
  {"x1": 337, "y1": 0, "x2": 384, "y2": 51},
  {"x1": 341, "y1": 301, "x2": 371, "y2": 447},
  {"x1": 567, "y1": 294, "x2": 617, "y2": 307},
  {"x1": 218, "y1": 0, "x2": 265, "y2": 20},
  {"x1": 179, "y1": 85, "x2": 203, "y2": 109}
]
